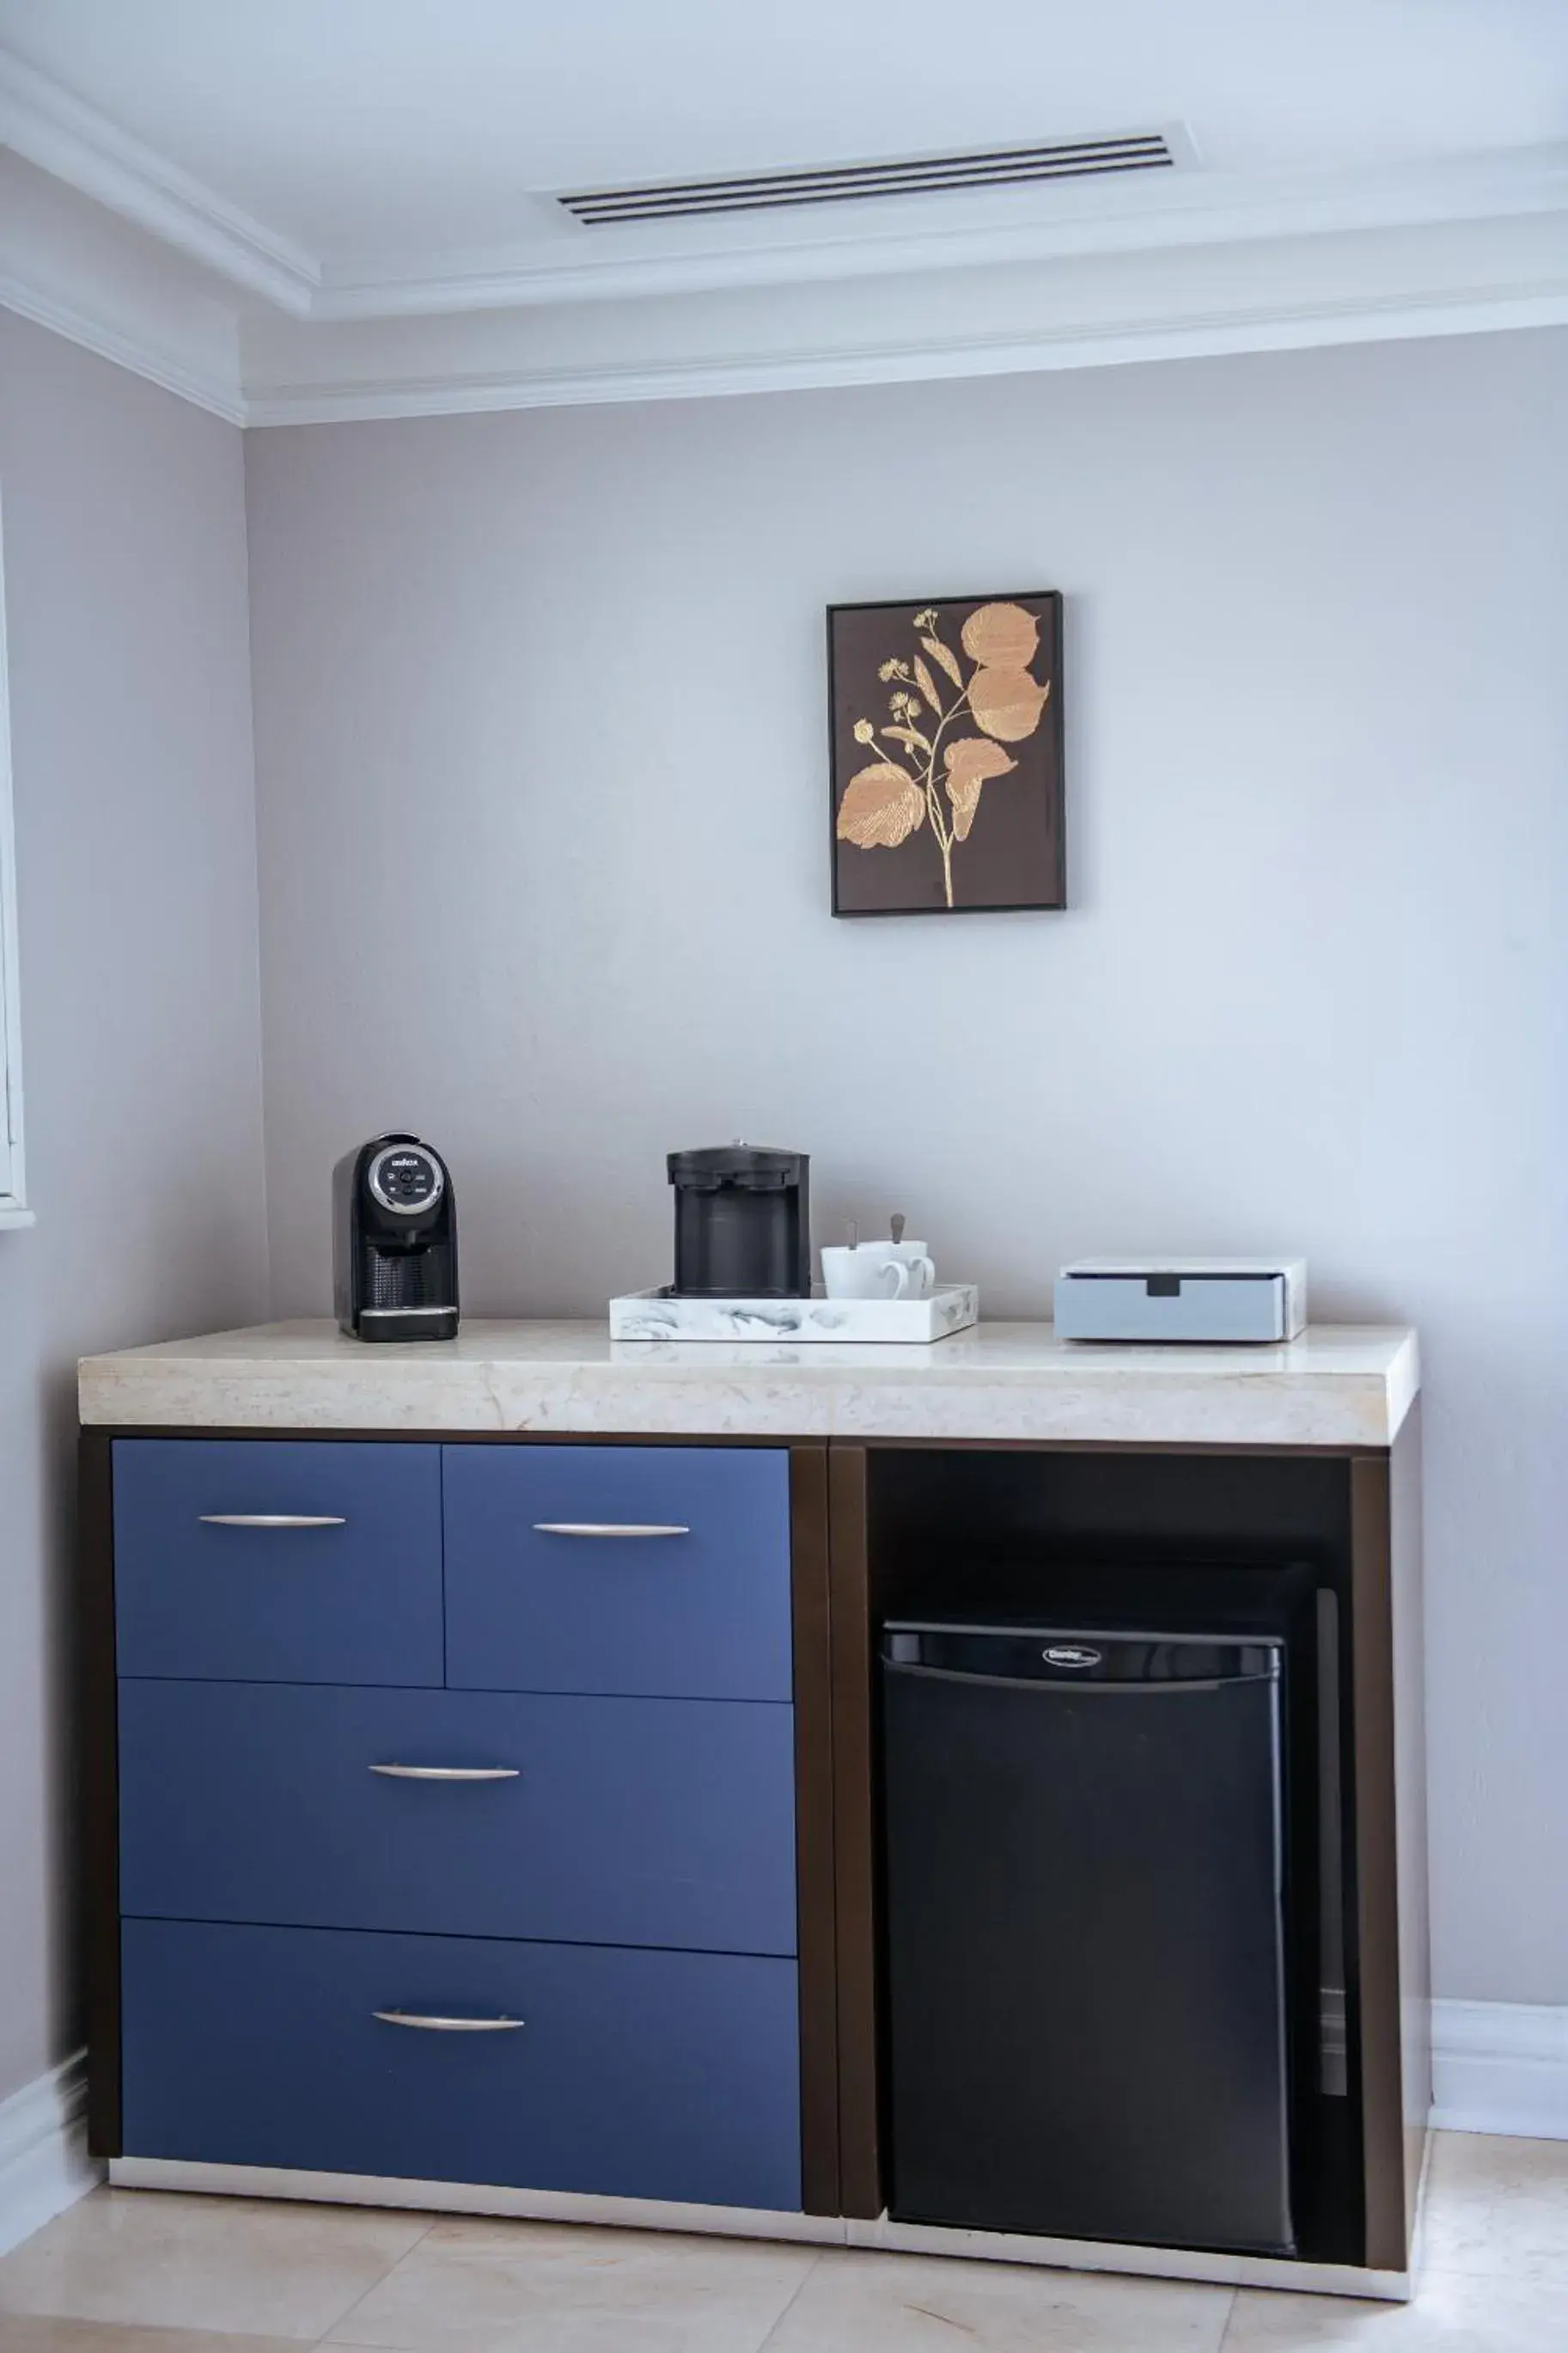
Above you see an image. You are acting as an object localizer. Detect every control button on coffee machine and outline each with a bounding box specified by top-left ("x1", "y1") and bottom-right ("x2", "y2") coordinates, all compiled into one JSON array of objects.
[
  {"x1": 668, "y1": 1144, "x2": 810, "y2": 1299},
  {"x1": 333, "y1": 1133, "x2": 459, "y2": 1342},
  {"x1": 367, "y1": 1143, "x2": 443, "y2": 1215}
]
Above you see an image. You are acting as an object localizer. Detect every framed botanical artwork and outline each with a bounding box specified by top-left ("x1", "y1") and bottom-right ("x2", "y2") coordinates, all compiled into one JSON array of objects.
[{"x1": 827, "y1": 591, "x2": 1065, "y2": 916}]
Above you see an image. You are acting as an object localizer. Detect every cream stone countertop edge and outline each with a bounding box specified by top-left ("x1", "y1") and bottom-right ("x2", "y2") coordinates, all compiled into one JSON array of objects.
[{"x1": 78, "y1": 1318, "x2": 1420, "y2": 1450}]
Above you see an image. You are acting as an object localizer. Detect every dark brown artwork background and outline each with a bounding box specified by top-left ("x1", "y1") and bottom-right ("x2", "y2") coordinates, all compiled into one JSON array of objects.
[{"x1": 828, "y1": 592, "x2": 1064, "y2": 916}]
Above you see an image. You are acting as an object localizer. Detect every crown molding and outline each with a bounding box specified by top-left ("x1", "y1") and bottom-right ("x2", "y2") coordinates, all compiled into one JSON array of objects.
[
  {"x1": 242, "y1": 280, "x2": 1568, "y2": 427},
  {"x1": 0, "y1": 46, "x2": 318, "y2": 315},
  {"x1": 242, "y1": 210, "x2": 1568, "y2": 426},
  {"x1": 0, "y1": 259, "x2": 245, "y2": 424},
  {"x1": 0, "y1": 150, "x2": 246, "y2": 422}
]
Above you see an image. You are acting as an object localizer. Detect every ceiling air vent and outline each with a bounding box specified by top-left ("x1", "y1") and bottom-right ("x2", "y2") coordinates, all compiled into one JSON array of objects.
[{"x1": 557, "y1": 132, "x2": 1175, "y2": 228}]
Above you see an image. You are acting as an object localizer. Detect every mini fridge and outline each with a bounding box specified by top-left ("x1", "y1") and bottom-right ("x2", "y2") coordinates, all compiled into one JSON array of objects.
[{"x1": 881, "y1": 1622, "x2": 1295, "y2": 2255}]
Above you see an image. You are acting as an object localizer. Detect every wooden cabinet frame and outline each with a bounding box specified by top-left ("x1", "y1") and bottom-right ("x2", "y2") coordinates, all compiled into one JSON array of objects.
[{"x1": 824, "y1": 1424, "x2": 1429, "y2": 2271}]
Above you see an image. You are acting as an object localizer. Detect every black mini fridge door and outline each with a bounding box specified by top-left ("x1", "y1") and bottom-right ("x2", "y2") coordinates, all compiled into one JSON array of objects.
[{"x1": 882, "y1": 1623, "x2": 1294, "y2": 2255}]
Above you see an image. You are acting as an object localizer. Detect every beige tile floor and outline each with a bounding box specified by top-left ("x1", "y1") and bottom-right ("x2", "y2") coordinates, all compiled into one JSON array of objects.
[{"x1": 1, "y1": 2134, "x2": 1564, "y2": 2353}]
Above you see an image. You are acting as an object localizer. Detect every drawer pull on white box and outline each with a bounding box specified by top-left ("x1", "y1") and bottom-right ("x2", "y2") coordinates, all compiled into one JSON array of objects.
[
  {"x1": 367, "y1": 1763, "x2": 520, "y2": 1782},
  {"x1": 531, "y1": 1522, "x2": 690, "y2": 1539},
  {"x1": 198, "y1": 1513, "x2": 347, "y2": 1529},
  {"x1": 373, "y1": 2010, "x2": 525, "y2": 2032}
]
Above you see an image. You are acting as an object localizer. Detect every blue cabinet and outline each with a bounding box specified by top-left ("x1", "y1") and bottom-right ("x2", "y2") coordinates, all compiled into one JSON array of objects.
[
  {"x1": 112, "y1": 1434, "x2": 803, "y2": 2213},
  {"x1": 122, "y1": 1918, "x2": 802, "y2": 2211},
  {"x1": 442, "y1": 1444, "x2": 793, "y2": 1700},
  {"x1": 113, "y1": 1440, "x2": 442, "y2": 1686},
  {"x1": 119, "y1": 1679, "x2": 798, "y2": 1955}
]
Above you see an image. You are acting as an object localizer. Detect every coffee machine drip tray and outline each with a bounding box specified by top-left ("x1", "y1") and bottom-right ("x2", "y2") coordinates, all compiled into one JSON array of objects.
[{"x1": 609, "y1": 1285, "x2": 979, "y2": 1345}]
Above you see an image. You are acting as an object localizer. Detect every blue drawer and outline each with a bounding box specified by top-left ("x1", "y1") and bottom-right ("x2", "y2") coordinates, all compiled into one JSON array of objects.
[
  {"x1": 119, "y1": 1680, "x2": 797, "y2": 1954},
  {"x1": 113, "y1": 1440, "x2": 442, "y2": 1686},
  {"x1": 122, "y1": 1918, "x2": 802, "y2": 2211},
  {"x1": 442, "y1": 1445, "x2": 792, "y2": 1700}
]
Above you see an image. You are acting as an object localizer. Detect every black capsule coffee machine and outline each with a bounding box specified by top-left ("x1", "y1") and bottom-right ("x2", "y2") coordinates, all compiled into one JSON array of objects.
[
  {"x1": 333, "y1": 1134, "x2": 459, "y2": 1341},
  {"x1": 668, "y1": 1145, "x2": 810, "y2": 1298}
]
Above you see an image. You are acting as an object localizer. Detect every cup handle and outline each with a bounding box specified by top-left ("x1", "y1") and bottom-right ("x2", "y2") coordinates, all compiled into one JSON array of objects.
[
  {"x1": 881, "y1": 1261, "x2": 912, "y2": 1299},
  {"x1": 908, "y1": 1255, "x2": 936, "y2": 1298}
]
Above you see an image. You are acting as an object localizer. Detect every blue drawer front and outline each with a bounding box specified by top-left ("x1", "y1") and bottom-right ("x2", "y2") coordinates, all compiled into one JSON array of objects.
[
  {"x1": 443, "y1": 1445, "x2": 792, "y2": 1701},
  {"x1": 113, "y1": 1440, "x2": 442, "y2": 1686},
  {"x1": 119, "y1": 1680, "x2": 797, "y2": 1954},
  {"x1": 122, "y1": 1918, "x2": 802, "y2": 2211}
]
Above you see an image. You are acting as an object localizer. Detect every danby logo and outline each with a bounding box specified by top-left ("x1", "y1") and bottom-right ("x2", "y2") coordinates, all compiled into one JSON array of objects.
[{"x1": 1042, "y1": 1645, "x2": 1101, "y2": 1669}]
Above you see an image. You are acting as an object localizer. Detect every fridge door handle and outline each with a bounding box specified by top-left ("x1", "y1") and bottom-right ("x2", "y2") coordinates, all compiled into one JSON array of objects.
[{"x1": 883, "y1": 1661, "x2": 1278, "y2": 1696}]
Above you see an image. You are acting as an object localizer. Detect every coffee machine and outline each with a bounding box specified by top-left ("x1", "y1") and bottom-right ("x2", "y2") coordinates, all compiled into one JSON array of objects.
[
  {"x1": 668, "y1": 1145, "x2": 810, "y2": 1298},
  {"x1": 333, "y1": 1134, "x2": 459, "y2": 1341}
]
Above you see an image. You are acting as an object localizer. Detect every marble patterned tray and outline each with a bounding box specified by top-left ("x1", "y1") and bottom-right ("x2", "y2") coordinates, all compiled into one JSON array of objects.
[{"x1": 608, "y1": 1284, "x2": 979, "y2": 1344}]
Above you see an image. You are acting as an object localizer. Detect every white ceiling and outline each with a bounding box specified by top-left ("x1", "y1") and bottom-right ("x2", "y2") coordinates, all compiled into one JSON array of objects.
[
  {"x1": 1, "y1": 0, "x2": 1565, "y2": 265},
  {"x1": 0, "y1": 0, "x2": 1564, "y2": 426}
]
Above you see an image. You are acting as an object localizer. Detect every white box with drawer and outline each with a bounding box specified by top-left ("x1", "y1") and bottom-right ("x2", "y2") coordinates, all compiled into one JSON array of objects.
[{"x1": 1055, "y1": 1258, "x2": 1308, "y2": 1344}]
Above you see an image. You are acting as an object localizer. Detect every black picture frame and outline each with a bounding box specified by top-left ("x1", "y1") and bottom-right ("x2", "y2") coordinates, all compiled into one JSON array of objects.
[{"x1": 827, "y1": 591, "x2": 1065, "y2": 918}]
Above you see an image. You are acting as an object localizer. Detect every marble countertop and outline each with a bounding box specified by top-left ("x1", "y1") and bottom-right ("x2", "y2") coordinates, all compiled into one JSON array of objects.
[{"x1": 78, "y1": 1318, "x2": 1419, "y2": 1449}]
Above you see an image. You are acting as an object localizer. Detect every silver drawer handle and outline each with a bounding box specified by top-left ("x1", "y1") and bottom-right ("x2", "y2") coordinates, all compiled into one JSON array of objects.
[
  {"x1": 374, "y1": 2010, "x2": 524, "y2": 2032},
  {"x1": 368, "y1": 1763, "x2": 520, "y2": 1782},
  {"x1": 199, "y1": 1513, "x2": 346, "y2": 1529},
  {"x1": 531, "y1": 1522, "x2": 690, "y2": 1538}
]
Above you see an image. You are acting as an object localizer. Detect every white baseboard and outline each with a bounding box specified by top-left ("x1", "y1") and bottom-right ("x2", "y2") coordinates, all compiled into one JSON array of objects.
[
  {"x1": 0, "y1": 2050, "x2": 102, "y2": 2259},
  {"x1": 1432, "y1": 2000, "x2": 1568, "y2": 2140}
]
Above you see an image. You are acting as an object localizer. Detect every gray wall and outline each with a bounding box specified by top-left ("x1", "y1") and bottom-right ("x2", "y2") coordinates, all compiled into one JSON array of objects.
[
  {"x1": 245, "y1": 330, "x2": 1568, "y2": 2008},
  {"x1": 0, "y1": 312, "x2": 268, "y2": 2099}
]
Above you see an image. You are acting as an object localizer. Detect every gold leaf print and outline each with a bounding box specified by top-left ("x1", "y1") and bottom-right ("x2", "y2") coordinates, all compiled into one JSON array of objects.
[
  {"x1": 836, "y1": 596, "x2": 1052, "y2": 906},
  {"x1": 837, "y1": 761, "x2": 927, "y2": 848},
  {"x1": 922, "y1": 634, "x2": 963, "y2": 689},
  {"x1": 961, "y1": 602, "x2": 1040, "y2": 669},
  {"x1": 943, "y1": 737, "x2": 1015, "y2": 840},
  {"x1": 969, "y1": 668, "x2": 1049, "y2": 743}
]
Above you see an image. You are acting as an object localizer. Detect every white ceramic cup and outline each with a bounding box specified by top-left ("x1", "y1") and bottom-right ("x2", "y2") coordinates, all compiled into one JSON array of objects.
[
  {"x1": 820, "y1": 1243, "x2": 936, "y2": 1301},
  {"x1": 883, "y1": 1240, "x2": 937, "y2": 1299}
]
